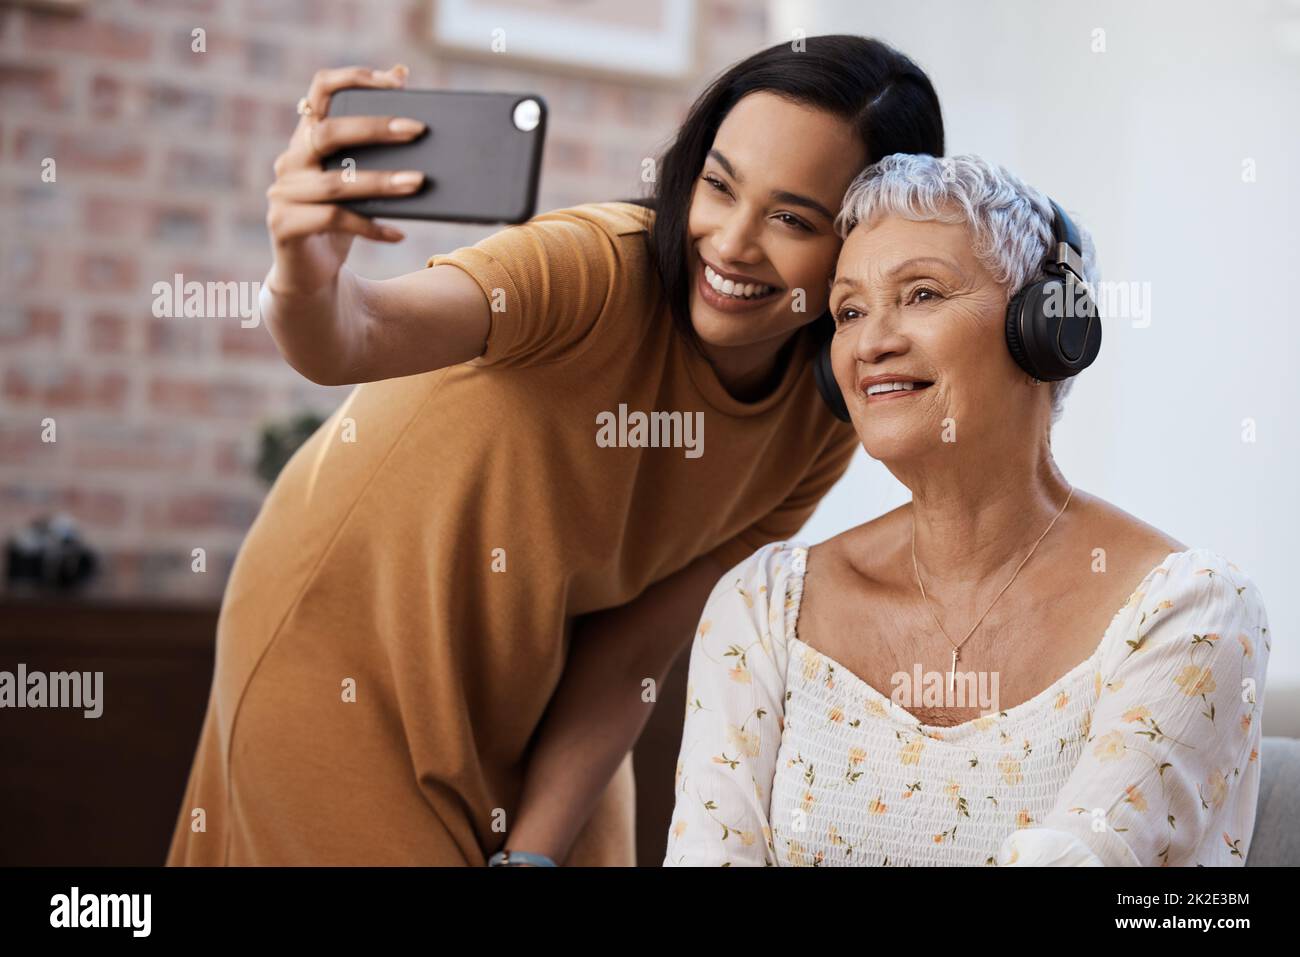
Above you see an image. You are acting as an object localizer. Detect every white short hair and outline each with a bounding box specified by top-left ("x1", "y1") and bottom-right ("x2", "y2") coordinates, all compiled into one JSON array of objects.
[{"x1": 834, "y1": 153, "x2": 1099, "y2": 423}]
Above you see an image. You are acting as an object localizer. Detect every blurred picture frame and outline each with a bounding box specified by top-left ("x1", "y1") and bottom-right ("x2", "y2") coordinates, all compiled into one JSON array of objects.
[{"x1": 431, "y1": 0, "x2": 700, "y2": 85}]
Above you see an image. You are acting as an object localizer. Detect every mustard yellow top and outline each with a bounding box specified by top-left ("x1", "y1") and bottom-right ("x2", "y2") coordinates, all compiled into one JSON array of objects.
[{"x1": 166, "y1": 201, "x2": 859, "y2": 866}]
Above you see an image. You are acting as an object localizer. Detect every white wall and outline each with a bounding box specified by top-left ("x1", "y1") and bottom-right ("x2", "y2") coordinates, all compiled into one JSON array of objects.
[{"x1": 775, "y1": 0, "x2": 1300, "y2": 729}]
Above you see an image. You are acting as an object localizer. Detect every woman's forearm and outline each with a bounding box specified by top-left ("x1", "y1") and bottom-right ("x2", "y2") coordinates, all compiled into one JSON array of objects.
[
  {"x1": 505, "y1": 553, "x2": 724, "y2": 864},
  {"x1": 261, "y1": 262, "x2": 370, "y2": 385}
]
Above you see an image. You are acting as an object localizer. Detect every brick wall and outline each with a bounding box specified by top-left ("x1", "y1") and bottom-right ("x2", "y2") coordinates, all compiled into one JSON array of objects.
[{"x1": 0, "y1": 0, "x2": 769, "y2": 600}]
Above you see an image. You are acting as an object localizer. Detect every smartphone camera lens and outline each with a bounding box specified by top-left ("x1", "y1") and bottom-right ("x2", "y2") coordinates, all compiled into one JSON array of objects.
[{"x1": 512, "y1": 98, "x2": 541, "y2": 132}]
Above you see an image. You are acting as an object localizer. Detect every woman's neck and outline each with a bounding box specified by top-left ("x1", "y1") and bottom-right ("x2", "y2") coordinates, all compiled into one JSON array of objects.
[
  {"x1": 698, "y1": 327, "x2": 800, "y2": 402},
  {"x1": 895, "y1": 440, "x2": 1071, "y2": 594}
]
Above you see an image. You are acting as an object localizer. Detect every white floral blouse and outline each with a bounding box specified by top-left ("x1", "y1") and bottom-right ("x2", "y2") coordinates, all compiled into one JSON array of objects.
[{"x1": 663, "y1": 541, "x2": 1270, "y2": 866}]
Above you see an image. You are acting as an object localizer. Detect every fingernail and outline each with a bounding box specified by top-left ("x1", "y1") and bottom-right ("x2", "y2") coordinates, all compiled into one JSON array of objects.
[
  {"x1": 391, "y1": 171, "x2": 423, "y2": 187},
  {"x1": 389, "y1": 117, "x2": 424, "y2": 135}
]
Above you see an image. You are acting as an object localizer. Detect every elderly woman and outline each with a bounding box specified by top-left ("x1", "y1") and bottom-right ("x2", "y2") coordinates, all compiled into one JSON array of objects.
[{"x1": 663, "y1": 154, "x2": 1270, "y2": 867}]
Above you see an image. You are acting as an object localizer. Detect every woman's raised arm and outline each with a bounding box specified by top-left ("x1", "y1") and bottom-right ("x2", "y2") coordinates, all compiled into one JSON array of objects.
[{"x1": 260, "y1": 63, "x2": 490, "y2": 385}]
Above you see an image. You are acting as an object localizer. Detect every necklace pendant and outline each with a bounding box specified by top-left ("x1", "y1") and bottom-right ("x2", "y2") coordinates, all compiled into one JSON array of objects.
[{"x1": 949, "y1": 648, "x2": 958, "y2": 695}]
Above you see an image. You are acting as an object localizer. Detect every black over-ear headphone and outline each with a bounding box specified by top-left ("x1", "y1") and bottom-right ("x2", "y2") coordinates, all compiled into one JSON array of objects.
[{"x1": 813, "y1": 198, "x2": 1102, "y2": 422}]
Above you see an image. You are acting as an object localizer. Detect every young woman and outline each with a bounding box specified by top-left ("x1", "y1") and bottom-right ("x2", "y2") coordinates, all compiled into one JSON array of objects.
[{"x1": 166, "y1": 36, "x2": 945, "y2": 867}]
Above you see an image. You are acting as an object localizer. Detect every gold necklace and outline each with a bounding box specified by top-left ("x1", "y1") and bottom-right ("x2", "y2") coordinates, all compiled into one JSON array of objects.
[{"x1": 910, "y1": 486, "x2": 1074, "y2": 695}]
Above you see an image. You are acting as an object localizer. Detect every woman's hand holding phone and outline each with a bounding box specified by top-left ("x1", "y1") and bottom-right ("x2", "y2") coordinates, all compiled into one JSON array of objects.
[
  {"x1": 264, "y1": 63, "x2": 426, "y2": 296},
  {"x1": 259, "y1": 64, "x2": 503, "y2": 385},
  {"x1": 261, "y1": 63, "x2": 444, "y2": 385}
]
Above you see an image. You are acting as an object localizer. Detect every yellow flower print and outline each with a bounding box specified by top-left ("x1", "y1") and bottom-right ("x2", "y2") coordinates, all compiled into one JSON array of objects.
[
  {"x1": 672, "y1": 819, "x2": 688, "y2": 838},
  {"x1": 945, "y1": 780, "x2": 961, "y2": 798},
  {"x1": 735, "y1": 582, "x2": 754, "y2": 608},
  {"x1": 1123, "y1": 589, "x2": 1145, "y2": 609},
  {"x1": 973, "y1": 715, "x2": 996, "y2": 731},
  {"x1": 900, "y1": 739, "x2": 926, "y2": 766},
  {"x1": 801, "y1": 790, "x2": 816, "y2": 812},
  {"x1": 1124, "y1": 785, "x2": 1148, "y2": 812},
  {"x1": 788, "y1": 840, "x2": 808, "y2": 866},
  {"x1": 1240, "y1": 714, "x2": 1252, "y2": 733},
  {"x1": 848, "y1": 747, "x2": 867, "y2": 766},
  {"x1": 697, "y1": 620, "x2": 711, "y2": 637},
  {"x1": 801, "y1": 649, "x2": 821, "y2": 681},
  {"x1": 1122, "y1": 705, "x2": 1152, "y2": 723},
  {"x1": 727, "y1": 725, "x2": 760, "y2": 757},
  {"x1": 728, "y1": 664, "x2": 752, "y2": 684},
  {"x1": 866, "y1": 698, "x2": 888, "y2": 718},
  {"x1": 1174, "y1": 665, "x2": 1216, "y2": 697},
  {"x1": 1053, "y1": 691, "x2": 1069, "y2": 710},
  {"x1": 1238, "y1": 634, "x2": 1253, "y2": 657},
  {"x1": 1016, "y1": 809, "x2": 1033, "y2": 827},
  {"x1": 1207, "y1": 770, "x2": 1229, "y2": 810},
  {"x1": 736, "y1": 829, "x2": 757, "y2": 847},
  {"x1": 997, "y1": 755, "x2": 1022, "y2": 785},
  {"x1": 1094, "y1": 672, "x2": 1102, "y2": 696},
  {"x1": 828, "y1": 705, "x2": 845, "y2": 724},
  {"x1": 869, "y1": 796, "x2": 888, "y2": 814},
  {"x1": 1093, "y1": 730, "x2": 1127, "y2": 761}
]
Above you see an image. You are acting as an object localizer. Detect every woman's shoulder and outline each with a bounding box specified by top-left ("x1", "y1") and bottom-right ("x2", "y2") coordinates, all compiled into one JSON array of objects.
[
  {"x1": 539, "y1": 200, "x2": 654, "y2": 239},
  {"x1": 712, "y1": 539, "x2": 810, "y2": 598},
  {"x1": 701, "y1": 540, "x2": 810, "y2": 645},
  {"x1": 1071, "y1": 490, "x2": 1261, "y2": 598},
  {"x1": 1104, "y1": 545, "x2": 1269, "y2": 672},
  {"x1": 1152, "y1": 546, "x2": 1266, "y2": 604}
]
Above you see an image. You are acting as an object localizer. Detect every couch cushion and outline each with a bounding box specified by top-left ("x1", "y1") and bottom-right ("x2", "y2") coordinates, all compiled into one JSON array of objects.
[{"x1": 1248, "y1": 736, "x2": 1300, "y2": 866}]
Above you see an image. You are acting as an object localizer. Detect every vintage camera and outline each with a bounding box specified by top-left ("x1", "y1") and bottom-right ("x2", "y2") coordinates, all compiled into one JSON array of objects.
[{"x1": 5, "y1": 514, "x2": 98, "y2": 590}]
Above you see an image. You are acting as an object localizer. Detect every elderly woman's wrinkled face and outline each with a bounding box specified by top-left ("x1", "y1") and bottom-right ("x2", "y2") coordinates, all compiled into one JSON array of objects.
[{"x1": 828, "y1": 214, "x2": 1045, "y2": 462}]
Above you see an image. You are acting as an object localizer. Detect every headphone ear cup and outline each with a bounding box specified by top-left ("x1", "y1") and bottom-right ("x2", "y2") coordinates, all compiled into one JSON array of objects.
[
  {"x1": 1004, "y1": 282, "x2": 1041, "y2": 379},
  {"x1": 1007, "y1": 278, "x2": 1102, "y2": 381},
  {"x1": 813, "y1": 331, "x2": 851, "y2": 422}
]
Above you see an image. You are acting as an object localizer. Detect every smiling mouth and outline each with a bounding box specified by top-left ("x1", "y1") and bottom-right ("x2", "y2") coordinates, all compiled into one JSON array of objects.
[
  {"x1": 862, "y1": 380, "x2": 934, "y2": 399},
  {"x1": 698, "y1": 256, "x2": 782, "y2": 302}
]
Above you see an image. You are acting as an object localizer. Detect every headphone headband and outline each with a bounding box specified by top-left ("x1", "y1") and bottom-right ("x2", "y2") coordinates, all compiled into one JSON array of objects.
[{"x1": 1047, "y1": 198, "x2": 1087, "y2": 286}]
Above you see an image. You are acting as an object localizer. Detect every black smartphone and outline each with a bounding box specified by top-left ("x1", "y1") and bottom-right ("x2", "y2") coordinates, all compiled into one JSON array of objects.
[{"x1": 319, "y1": 88, "x2": 547, "y2": 224}]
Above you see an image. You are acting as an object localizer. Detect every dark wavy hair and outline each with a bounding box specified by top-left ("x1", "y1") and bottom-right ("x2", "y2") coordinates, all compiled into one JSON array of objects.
[{"x1": 620, "y1": 35, "x2": 945, "y2": 350}]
